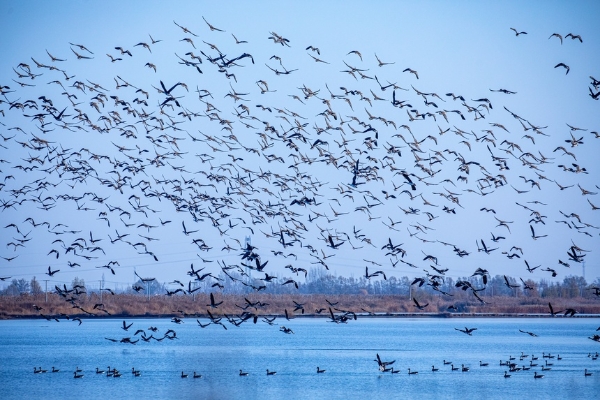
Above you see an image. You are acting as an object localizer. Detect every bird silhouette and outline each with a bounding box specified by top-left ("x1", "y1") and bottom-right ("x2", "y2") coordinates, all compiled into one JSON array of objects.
[
  {"x1": 548, "y1": 33, "x2": 563, "y2": 44},
  {"x1": 455, "y1": 327, "x2": 477, "y2": 335},
  {"x1": 565, "y1": 33, "x2": 582, "y2": 42},
  {"x1": 554, "y1": 63, "x2": 570, "y2": 75},
  {"x1": 207, "y1": 292, "x2": 223, "y2": 308},
  {"x1": 510, "y1": 27, "x2": 527, "y2": 36},
  {"x1": 413, "y1": 297, "x2": 429, "y2": 310},
  {"x1": 548, "y1": 302, "x2": 564, "y2": 317}
]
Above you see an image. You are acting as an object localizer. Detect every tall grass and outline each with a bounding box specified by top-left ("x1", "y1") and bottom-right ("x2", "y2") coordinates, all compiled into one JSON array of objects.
[{"x1": 1, "y1": 292, "x2": 598, "y2": 319}]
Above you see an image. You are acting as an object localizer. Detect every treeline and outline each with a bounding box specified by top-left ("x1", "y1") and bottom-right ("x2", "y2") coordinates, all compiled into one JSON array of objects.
[
  {"x1": 131, "y1": 270, "x2": 599, "y2": 300},
  {"x1": 2, "y1": 271, "x2": 599, "y2": 300}
]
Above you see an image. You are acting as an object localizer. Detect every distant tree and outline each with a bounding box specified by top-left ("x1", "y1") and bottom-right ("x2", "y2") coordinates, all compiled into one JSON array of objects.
[
  {"x1": 17, "y1": 278, "x2": 30, "y2": 294},
  {"x1": 2, "y1": 278, "x2": 30, "y2": 295},
  {"x1": 538, "y1": 279, "x2": 549, "y2": 296},
  {"x1": 562, "y1": 275, "x2": 586, "y2": 298},
  {"x1": 1, "y1": 281, "x2": 18, "y2": 296},
  {"x1": 30, "y1": 276, "x2": 43, "y2": 295},
  {"x1": 488, "y1": 275, "x2": 515, "y2": 297},
  {"x1": 541, "y1": 281, "x2": 561, "y2": 298}
]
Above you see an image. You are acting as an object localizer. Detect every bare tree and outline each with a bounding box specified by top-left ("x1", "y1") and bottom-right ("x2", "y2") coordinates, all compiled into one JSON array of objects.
[{"x1": 30, "y1": 276, "x2": 43, "y2": 295}]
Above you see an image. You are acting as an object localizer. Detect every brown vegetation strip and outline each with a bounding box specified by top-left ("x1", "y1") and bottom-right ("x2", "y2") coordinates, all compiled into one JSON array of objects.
[{"x1": 1, "y1": 293, "x2": 599, "y2": 320}]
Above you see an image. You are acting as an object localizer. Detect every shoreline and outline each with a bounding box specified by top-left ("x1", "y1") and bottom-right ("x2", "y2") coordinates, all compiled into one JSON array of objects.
[
  {"x1": 3, "y1": 312, "x2": 600, "y2": 320},
  {"x1": 3, "y1": 293, "x2": 599, "y2": 320}
]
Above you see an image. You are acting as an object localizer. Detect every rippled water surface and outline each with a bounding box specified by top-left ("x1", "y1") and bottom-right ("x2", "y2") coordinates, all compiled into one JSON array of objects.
[{"x1": 1, "y1": 317, "x2": 599, "y2": 399}]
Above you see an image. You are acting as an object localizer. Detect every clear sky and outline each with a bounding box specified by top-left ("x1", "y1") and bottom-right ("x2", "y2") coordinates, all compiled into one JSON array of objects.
[{"x1": 0, "y1": 0, "x2": 598, "y2": 291}]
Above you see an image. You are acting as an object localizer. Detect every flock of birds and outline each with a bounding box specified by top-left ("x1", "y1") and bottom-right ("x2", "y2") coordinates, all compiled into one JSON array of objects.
[
  {"x1": 376, "y1": 351, "x2": 597, "y2": 379},
  {"x1": 1, "y1": 17, "x2": 599, "y2": 345},
  {"x1": 29, "y1": 300, "x2": 599, "y2": 348},
  {"x1": 29, "y1": 350, "x2": 600, "y2": 380}
]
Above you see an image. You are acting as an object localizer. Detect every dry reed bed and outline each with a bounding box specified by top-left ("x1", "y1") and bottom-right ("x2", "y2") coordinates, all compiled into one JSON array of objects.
[{"x1": 1, "y1": 293, "x2": 599, "y2": 319}]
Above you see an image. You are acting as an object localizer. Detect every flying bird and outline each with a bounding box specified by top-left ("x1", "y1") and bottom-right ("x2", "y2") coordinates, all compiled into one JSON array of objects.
[
  {"x1": 71, "y1": 48, "x2": 93, "y2": 59},
  {"x1": 548, "y1": 302, "x2": 563, "y2": 317},
  {"x1": 173, "y1": 20, "x2": 198, "y2": 36},
  {"x1": 503, "y1": 275, "x2": 520, "y2": 289},
  {"x1": 548, "y1": 33, "x2": 563, "y2": 44},
  {"x1": 232, "y1": 33, "x2": 247, "y2": 44},
  {"x1": 403, "y1": 68, "x2": 419, "y2": 79},
  {"x1": 519, "y1": 329, "x2": 538, "y2": 337},
  {"x1": 554, "y1": 63, "x2": 570, "y2": 75},
  {"x1": 375, "y1": 53, "x2": 395, "y2": 67},
  {"x1": 565, "y1": 33, "x2": 582, "y2": 42},
  {"x1": 347, "y1": 50, "x2": 363, "y2": 60},
  {"x1": 510, "y1": 27, "x2": 527, "y2": 36},
  {"x1": 530, "y1": 224, "x2": 548, "y2": 240},
  {"x1": 455, "y1": 327, "x2": 477, "y2": 335},
  {"x1": 203, "y1": 16, "x2": 225, "y2": 32},
  {"x1": 413, "y1": 297, "x2": 429, "y2": 310}
]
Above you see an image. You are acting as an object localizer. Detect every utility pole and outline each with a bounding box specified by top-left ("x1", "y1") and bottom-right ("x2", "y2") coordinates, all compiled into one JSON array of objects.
[
  {"x1": 100, "y1": 273, "x2": 105, "y2": 303},
  {"x1": 44, "y1": 280, "x2": 48, "y2": 303}
]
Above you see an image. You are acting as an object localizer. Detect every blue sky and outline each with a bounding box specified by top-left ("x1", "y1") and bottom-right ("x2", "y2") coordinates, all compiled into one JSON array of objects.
[{"x1": 0, "y1": 1, "x2": 598, "y2": 290}]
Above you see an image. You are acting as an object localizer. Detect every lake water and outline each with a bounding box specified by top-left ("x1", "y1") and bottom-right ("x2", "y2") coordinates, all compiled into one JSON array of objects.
[{"x1": 0, "y1": 317, "x2": 598, "y2": 399}]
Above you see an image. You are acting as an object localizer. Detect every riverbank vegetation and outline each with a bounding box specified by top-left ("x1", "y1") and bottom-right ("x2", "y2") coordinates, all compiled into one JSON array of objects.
[{"x1": 1, "y1": 271, "x2": 599, "y2": 319}]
